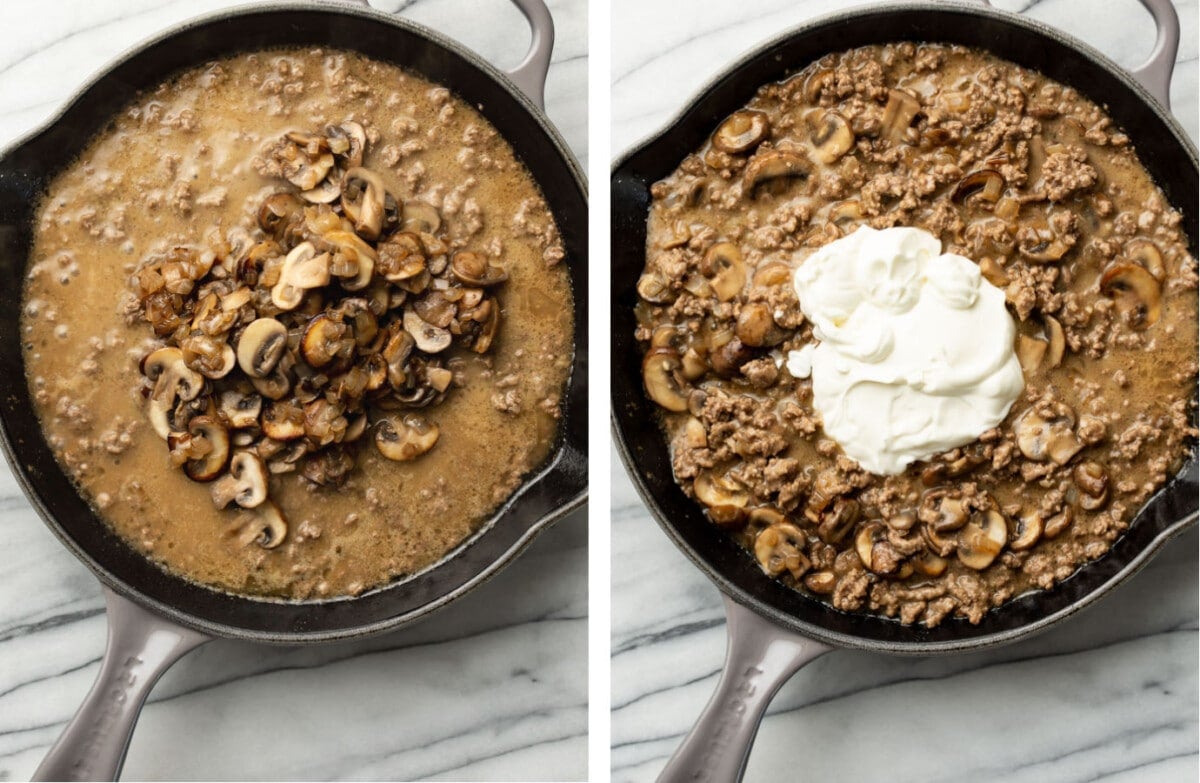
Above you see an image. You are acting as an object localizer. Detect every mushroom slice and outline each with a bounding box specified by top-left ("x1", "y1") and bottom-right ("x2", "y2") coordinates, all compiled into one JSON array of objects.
[
  {"x1": 856, "y1": 522, "x2": 900, "y2": 575},
  {"x1": 237, "y1": 317, "x2": 289, "y2": 378},
  {"x1": 694, "y1": 471, "x2": 748, "y2": 510},
  {"x1": 403, "y1": 308, "x2": 452, "y2": 353},
  {"x1": 701, "y1": 243, "x2": 747, "y2": 302},
  {"x1": 1100, "y1": 263, "x2": 1161, "y2": 330},
  {"x1": 301, "y1": 314, "x2": 351, "y2": 369},
  {"x1": 258, "y1": 193, "x2": 305, "y2": 238},
  {"x1": 174, "y1": 416, "x2": 230, "y2": 482},
  {"x1": 382, "y1": 328, "x2": 416, "y2": 387},
  {"x1": 218, "y1": 390, "x2": 263, "y2": 429},
  {"x1": 377, "y1": 232, "x2": 427, "y2": 283},
  {"x1": 450, "y1": 251, "x2": 508, "y2": 287},
  {"x1": 803, "y1": 570, "x2": 836, "y2": 594},
  {"x1": 341, "y1": 167, "x2": 388, "y2": 241},
  {"x1": 1008, "y1": 512, "x2": 1043, "y2": 552},
  {"x1": 1044, "y1": 315, "x2": 1066, "y2": 368},
  {"x1": 328, "y1": 121, "x2": 366, "y2": 168},
  {"x1": 1043, "y1": 507, "x2": 1073, "y2": 539},
  {"x1": 1017, "y1": 228, "x2": 1070, "y2": 263},
  {"x1": 323, "y1": 230, "x2": 377, "y2": 290},
  {"x1": 754, "y1": 523, "x2": 811, "y2": 579},
  {"x1": 211, "y1": 451, "x2": 269, "y2": 509},
  {"x1": 957, "y1": 510, "x2": 1007, "y2": 570},
  {"x1": 1125, "y1": 238, "x2": 1165, "y2": 280},
  {"x1": 911, "y1": 551, "x2": 949, "y2": 578},
  {"x1": 261, "y1": 401, "x2": 306, "y2": 441},
  {"x1": 302, "y1": 175, "x2": 343, "y2": 204},
  {"x1": 827, "y1": 199, "x2": 863, "y2": 226},
  {"x1": 805, "y1": 109, "x2": 854, "y2": 164},
  {"x1": 642, "y1": 348, "x2": 689, "y2": 412},
  {"x1": 637, "y1": 270, "x2": 675, "y2": 304},
  {"x1": 401, "y1": 201, "x2": 442, "y2": 235},
  {"x1": 735, "y1": 302, "x2": 784, "y2": 347},
  {"x1": 285, "y1": 151, "x2": 335, "y2": 192},
  {"x1": 251, "y1": 362, "x2": 292, "y2": 401},
  {"x1": 951, "y1": 169, "x2": 1004, "y2": 204},
  {"x1": 816, "y1": 498, "x2": 860, "y2": 545},
  {"x1": 743, "y1": 149, "x2": 812, "y2": 195},
  {"x1": 142, "y1": 347, "x2": 204, "y2": 403},
  {"x1": 243, "y1": 501, "x2": 287, "y2": 549},
  {"x1": 271, "y1": 242, "x2": 331, "y2": 311},
  {"x1": 881, "y1": 89, "x2": 921, "y2": 142},
  {"x1": 180, "y1": 334, "x2": 236, "y2": 380},
  {"x1": 1016, "y1": 335, "x2": 1048, "y2": 376},
  {"x1": 712, "y1": 110, "x2": 770, "y2": 154},
  {"x1": 1074, "y1": 461, "x2": 1109, "y2": 510},
  {"x1": 375, "y1": 414, "x2": 439, "y2": 460},
  {"x1": 1014, "y1": 403, "x2": 1081, "y2": 465}
]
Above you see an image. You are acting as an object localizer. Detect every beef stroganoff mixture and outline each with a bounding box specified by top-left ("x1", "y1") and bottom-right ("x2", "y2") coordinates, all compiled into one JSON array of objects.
[
  {"x1": 637, "y1": 43, "x2": 1197, "y2": 626},
  {"x1": 23, "y1": 49, "x2": 573, "y2": 599}
]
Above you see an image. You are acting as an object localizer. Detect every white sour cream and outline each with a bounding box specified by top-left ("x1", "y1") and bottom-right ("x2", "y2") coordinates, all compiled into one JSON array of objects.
[{"x1": 788, "y1": 225, "x2": 1024, "y2": 475}]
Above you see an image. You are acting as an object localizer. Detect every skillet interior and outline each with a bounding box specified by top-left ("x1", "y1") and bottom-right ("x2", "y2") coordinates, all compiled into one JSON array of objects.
[
  {"x1": 611, "y1": 2, "x2": 1197, "y2": 653},
  {"x1": 0, "y1": 4, "x2": 588, "y2": 642}
]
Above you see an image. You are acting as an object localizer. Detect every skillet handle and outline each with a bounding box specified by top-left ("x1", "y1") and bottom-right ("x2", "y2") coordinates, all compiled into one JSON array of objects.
[
  {"x1": 32, "y1": 588, "x2": 209, "y2": 782},
  {"x1": 1128, "y1": 0, "x2": 1179, "y2": 109},
  {"x1": 658, "y1": 596, "x2": 832, "y2": 783},
  {"x1": 503, "y1": 0, "x2": 555, "y2": 110}
]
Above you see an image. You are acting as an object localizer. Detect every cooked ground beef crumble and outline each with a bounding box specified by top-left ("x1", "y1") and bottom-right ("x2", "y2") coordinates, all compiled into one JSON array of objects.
[{"x1": 637, "y1": 43, "x2": 1197, "y2": 626}]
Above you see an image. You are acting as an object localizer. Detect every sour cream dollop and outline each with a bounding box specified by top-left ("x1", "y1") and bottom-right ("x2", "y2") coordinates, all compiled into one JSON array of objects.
[{"x1": 788, "y1": 225, "x2": 1024, "y2": 475}]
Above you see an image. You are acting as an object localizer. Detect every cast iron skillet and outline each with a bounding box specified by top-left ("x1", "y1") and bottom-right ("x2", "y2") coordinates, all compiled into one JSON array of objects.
[
  {"x1": 611, "y1": 0, "x2": 1196, "y2": 780},
  {"x1": 0, "y1": 1, "x2": 586, "y2": 779}
]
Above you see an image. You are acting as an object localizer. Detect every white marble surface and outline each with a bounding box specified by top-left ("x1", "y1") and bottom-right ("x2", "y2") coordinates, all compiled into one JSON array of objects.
[
  {"x1": 611, "y1": 1, "x2": 1198, "y2": 781},
  {"x1": 0, "y1": 1, "x2": 587, "y2": 781}
]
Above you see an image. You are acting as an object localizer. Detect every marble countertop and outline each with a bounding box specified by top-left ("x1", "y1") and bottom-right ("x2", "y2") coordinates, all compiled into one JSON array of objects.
[
  {"x1": 0, "y1": 1, "x2": 587, "y2": 781},
  {"x1": 611, "y1": 1, "x2": 1198, "y2": 781}
]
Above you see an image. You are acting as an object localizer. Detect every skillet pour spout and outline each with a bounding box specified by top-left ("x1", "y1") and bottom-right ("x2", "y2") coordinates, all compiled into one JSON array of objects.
[
  {"x1": 610, "y1": 1, "x2": 1196, "y2": 781},
  {"x1": 0, "y1": 1, "x2": 586, "y2": 781}
]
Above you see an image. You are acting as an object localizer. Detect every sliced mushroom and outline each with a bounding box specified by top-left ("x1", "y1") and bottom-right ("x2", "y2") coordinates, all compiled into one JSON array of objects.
[
  {"x1": 701, "y1": 243, "x2": 747, "y2": 302},
  {"x1": 377, "y1": 232, "x2": 427, "y2": 283},
  {"x1": 301, "y1": 314, "x2": 352, "y2": 369},
  {"x1": 285, "y1": 150, "x2": 335, "y2": 191},
  {"x1": 881, "y1": 89, "x2": 921, "y2": 142},
  {"x1": 382, "y1": 328, "x2": 415, "y2": 388},
  {"x1": 911, "y1": 551, "x2": 949, "y2": 578},
  {"x1": 450, "y1": 251, "x2": 508, "y2": 287},
  {"x1": 755, "y1": 523, "x2": 811, "y2": 579},
  {"x1": 142, "y1": 347, "x2": 205, "y2": 439},
  {"x1": 172, "y1": 416, "x2": 230, "y2": 482},
  {"x1": 1008, "y1": 512, "x2": 1043, "y2": 551},
  {"x1": 918, "y1": 489, "x2": 969, "y2": 533},
  {"x1": 1014, "y1": 403, "x2": 1082, "y2": 465},
  {"x1": 211, "y1": 451, "x2": 269, "y2": 509},
  {"x1": 1044, "y1": 315, "x2": 1066, "y2": 368},
  {"x1": 816, "y1": 498, "x2": 860, "y2": 545},
  {"x1": 403, "y1": 308, "x2": 452, "y2": 353},
  {"x1": 694, "y1": 471, "x2": 748, "y2": 510},
  {"x1": 643, "y1": 348, "x2": 689, "y2": 412},
  {"x1": 735, "y1": 302, "x2": 785, "y2": 347},
  {"x1": 262, "y1": 401, "x2": 306, "y2": 441},
  {"x1": 341, "y1": 167, "x2": 388, "y2": 241},
  {"x1": 218, "y1": 390, "x2": 263, "y2": 429},
  {"x1": 375, "y1": 414, "x2": 439, "y2": 460},
  {"x1": 236, "y1": 317, "x2": 288, "y2": 379},
  {"x1": 1043, "y1": 507, "x2": 1073, "y2": 539},
  {"x1": 1074, "y1": 461, "x2": 1109, "y2": 510},
  {"x1": 258, "y1": 193, "x2": 305, "y2": 238},
  {"x1": 743, "y1": 149, "x2": 812, "y2": 195},
  {"x1": 1017, "y1": 334, "x2": 1048, "y2": 375},
  {"x1": 329, "y1": 121, "x2": 366, "y2": 168},
  {"x1": 251, "y1": 362, "x2": 292, "y2": 401},
  {"x1": 1017, "y1": 227, "x2": 1070, "y2": 263},
  {"x1": 827, "y1": 199, "x2": 863, "y2": 226},
  {"x1": 951, "y1": 169, "x2": 1004, "y2": 204},
  {"x1": 401, "y1": 201, "x2": 442, "y2": 234},
  {"x1": 803, "y1": 570, "x2": 837, "y2": 594},
  {"x1": 1125, "y1": 238, "x2": 1165, "y2": 280},
  {"x1": 957, "y1": 509, "x2": 1007, "y2": 570},
  {"x1": 805, "y1": 109, "x2": 854, "y2": 164},
  {"x1": 637, "y1": 270, "x2": 675, "y2": 304},
  {"x1": 271, "y1": 242, "x2": 331, "y2": 310},
  {"x1": 322, "y1": 230, "x2": 376, "y2": 291},
  {"x1": 711, "y1": 110, "x2": 770, "y2": 154},
  {"x1": 1100, "y1": 263, "x2": 1161, "y2": 330},
  {"x1": 856, "y1": 522, "x2": 901, "y2": 575},
  {"x1": 244, "y1": 500, "x2": 287, "y2": 549}
]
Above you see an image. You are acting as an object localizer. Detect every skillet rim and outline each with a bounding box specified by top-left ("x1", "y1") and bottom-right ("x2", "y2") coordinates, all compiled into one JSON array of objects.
[
  {"x1": 0, "y1": 0, "x2": 588, "y2": 643},
  {"x1": 610, "y1": 0, "x2": 1198, "y2": 653}
]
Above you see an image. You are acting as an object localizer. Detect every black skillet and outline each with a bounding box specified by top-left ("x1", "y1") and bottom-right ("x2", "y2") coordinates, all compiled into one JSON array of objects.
[
  {"x1": 610, "y1": 1, "x2": 1196, "y2": 779},
  {"x1": 0, "y1": 1, "x2": 587, "y2": 779}
]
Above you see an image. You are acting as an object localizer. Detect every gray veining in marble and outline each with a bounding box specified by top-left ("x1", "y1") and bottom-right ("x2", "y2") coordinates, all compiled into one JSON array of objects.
[
  {"x1": 611, "y1": 1, "x2": 1198, "y2": 781},
  {"x1": 0, "y1": 1, "x2": 587, "y2": 780}
]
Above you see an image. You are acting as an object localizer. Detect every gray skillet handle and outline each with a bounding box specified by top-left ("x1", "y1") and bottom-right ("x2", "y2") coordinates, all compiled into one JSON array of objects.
[
  {"x1": 966, "y1": 0, "x2": 1178, "y2": 109},
  {"x1": 348, "y1": 0, "x2": 555, "y2": 110},
  {"x1": 32, "y1": 588, "x2": 209, "y2": 782},
  {"x1": 658, "y1": 596, "x2": 832, "y2": 783},
  {"x1": 504, "y1": 0, "x2": 555, "y2": 110},
  {"x1": 1128, "y1": 0, "x2": 1179, "y2": 109}
]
